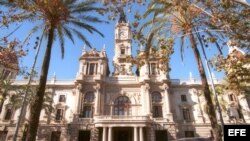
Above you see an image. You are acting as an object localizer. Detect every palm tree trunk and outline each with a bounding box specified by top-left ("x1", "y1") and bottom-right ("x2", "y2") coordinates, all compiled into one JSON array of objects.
[
  {"x1": 188, "y1": 31, "x2": 222, "y2": 141},
  {"x1": 198, "y1": 95, "x2": 206, "y2": 123},
  {"x1": 27, "y1": 28, "x2": 54, "y2": 141}
]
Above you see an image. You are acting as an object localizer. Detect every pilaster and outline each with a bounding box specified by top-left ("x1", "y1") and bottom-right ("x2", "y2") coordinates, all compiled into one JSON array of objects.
[
  {"x1": 94, "y1": 84, "x2": 101, "y2": 116},
  {"x1": 163, "y1": 83, "x2": 173, "y2": 122},
  {"x1": 76, "y1": 84, "x2": 82, "y2": 115}
]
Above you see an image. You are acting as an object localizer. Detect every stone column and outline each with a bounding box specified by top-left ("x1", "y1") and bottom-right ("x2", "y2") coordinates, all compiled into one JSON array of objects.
[
  {"x1": 110, "y1": 104, "x2": 113, "y2": 116},
  {"x1": 139, "y1": 127, "x2": 144, "y2": 141},
  {"x1": 140, "y1": 85, "x2": 146, "y2": 115},
  {"x1": 108, "y1": 127, "x2": 112, "y2": 141},
  {"x1": 102, "y1": 127, "x2": 107, "y2": 141},
  {"x1": 98, "y1": 61, "x2": 102, "y2": 74},
  {"x1": 145, "y1": 63, "x2": 149, "y2": 76},
  {"x1": 83, "y1": 62, "x2": 87, "y2": 75},
  {"x1": 79, "y1": 63, "x2": 83, "y2": 73},
  {"x1": 163, "y1": 83, "x2": 173, "y2": 121},
  {"x1": 164, "y1": 84, "x2": 171, "y2": 114},
  {"x1": 145, "y1": 83, "x2": 151, "y2": 115},
  {"x1": 76, "y1": 84, "x2": 82, "y2": 114},
  {"x1": 94, "y1": 84, "x2": 101, "y2": 115},
  {"x1": 134, "y1": 127, "x2": 138, "y2": 141}
]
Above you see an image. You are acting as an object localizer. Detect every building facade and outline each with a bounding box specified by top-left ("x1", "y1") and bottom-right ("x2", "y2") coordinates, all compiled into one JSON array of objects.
[{"x1": 0, "y1": 14, "x2": 250, "y2": 141}]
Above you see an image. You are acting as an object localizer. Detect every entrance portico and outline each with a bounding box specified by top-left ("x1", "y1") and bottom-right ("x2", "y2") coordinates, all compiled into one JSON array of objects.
[{"x1": 101, "y1": 126, "x2": 145, "y2": 141}]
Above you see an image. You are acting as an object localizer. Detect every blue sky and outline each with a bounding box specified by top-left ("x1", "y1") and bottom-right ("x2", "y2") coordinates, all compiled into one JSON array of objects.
[{"x1": 1, "y1": 2, "x2": 232, "y2": 81}]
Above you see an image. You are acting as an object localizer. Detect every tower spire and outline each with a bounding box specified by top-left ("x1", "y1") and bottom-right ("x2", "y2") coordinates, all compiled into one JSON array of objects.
[{"x1": 118, "y1": 8, "x2": 127, "y2": 23}]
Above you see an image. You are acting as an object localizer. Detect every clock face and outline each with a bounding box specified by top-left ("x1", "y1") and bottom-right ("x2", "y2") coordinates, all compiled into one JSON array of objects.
[{"x1": 119, "y1": 30, "x2": 128, "y2": 39}]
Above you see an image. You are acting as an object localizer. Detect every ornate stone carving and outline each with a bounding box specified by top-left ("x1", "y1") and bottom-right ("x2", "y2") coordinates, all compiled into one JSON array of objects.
[
  {"x1": 145, "y1": 83, "x2": 150, "y2": 90},
  {"x1": 137, "y1": 93, "x2": 141, "y2": 104},
  {"x1": 94, "y1": 83, "x2": 101, "y2": 90},
  {"x1": 120, "y1": 90, "x2": 127, "y2": 96},
  {"x1": 162, "y1": 83, "x2": 169, "y2": 90},
  {"x1": 76, "y1": 83, "x2": 82, "y2": 91}
]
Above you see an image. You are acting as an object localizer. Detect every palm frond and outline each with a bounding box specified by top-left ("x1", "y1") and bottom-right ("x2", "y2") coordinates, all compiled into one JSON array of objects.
[
  {"x1": 57, "y1": 27, "x2": 65, "y2": 59},
  {"x1": 69, "y1": 19, "x2": 104, "y2": 37},
  {"x1": 70, "y1": 0, "x2": 105, "y2": 14},
  {"x1": 180, "y1": 34, "x2": 185, "y2": 62},
  {"x1": 71, "y1": 28, "x2": 92, "y2": 48},
  {"x1": 77, "y1": 15, "x2": 107, "y2": 23},
  {"x1": 145, "y1": 32, "x2": 155, "y2": 58},
  {"x1": 206, "y1": 31, "x2": 223, "y2": 55},
  {"x1": 62, "y1": 26, "x2": 75, "y2": 45}
]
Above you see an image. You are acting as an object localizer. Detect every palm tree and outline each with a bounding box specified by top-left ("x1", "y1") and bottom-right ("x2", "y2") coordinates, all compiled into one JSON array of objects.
[
  {"x1": 8, "y1": 86, "x2": 54, "y2": 140},
  {"x1": 0, "y1": 0, "x2": 106, "y2": 140},
  {"x1": 139, "y1": 1, "x2": 223, "y2": 140},
  {"x1": 8, "y1": 86, "x2": 53, "y2": 118}
]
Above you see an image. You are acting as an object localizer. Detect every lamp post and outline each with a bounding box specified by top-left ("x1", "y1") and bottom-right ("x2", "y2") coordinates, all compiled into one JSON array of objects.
[
  {"x1": 13, "y1": 37, "x2": 42, "y2": 141},
  {"x1": 200, "y1": 35, "x2": 225, "y2": 133}
]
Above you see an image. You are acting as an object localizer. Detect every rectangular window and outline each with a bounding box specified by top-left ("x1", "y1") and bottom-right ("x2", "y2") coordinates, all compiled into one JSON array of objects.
[
  {"x1": 150, "y1": 63, "x2": 157, "y2": 75},
  {"x1": 89, "y1": 64, "x2": 95, "y2": 75},
  {"x1": 182, "y1": 108, "x2": 191, "y2": 121},
  {"x1": 185, "y1": 131, "x2": 194, "y2": 138},
  {"x1": 4, "y1": 108, "x2": 12, "y2": 120},
  {"x1": 51, "y1": 131, "x2": 61, "y2": 141},
  {"x1": 86, "y1": 63, "x2": 89, "y2": 74},
  {"x1": 121, "y1": 48, "x2": 125, "y2": 55},
  {"x1": 181, "y1": 95, "x2": 187, "y2": 102},
  {"x1": 82, "y1": 106, "x2": 93, "y2": 118},
  {"x1": 153, "y1": 106, "x2": 163, "y2": 118},
  {"x1": 55, "y1": 109, "x2": 64, "y2": 121},
  {"x1": 86, "y1": 63, "x2": 98, "y2": 75},
  {"x1": 59, "y1": 95, "x2": 66, "y2": 102}
]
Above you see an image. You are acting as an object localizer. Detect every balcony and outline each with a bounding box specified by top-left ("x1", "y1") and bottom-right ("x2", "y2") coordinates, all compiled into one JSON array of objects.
[
  {"x1": 94, "y1": 115, "x2": 150, "y2": 124},
  {"x1": 76, "y1": 74, "x2": 103, "y2": 82},
  {"x1": 72, "y1": 117, "x2": 94, "y2": 124}
]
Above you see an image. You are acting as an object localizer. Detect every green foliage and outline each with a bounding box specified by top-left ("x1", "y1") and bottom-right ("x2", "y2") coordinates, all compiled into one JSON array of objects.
[
  {"x1": 1, "y1": 1, "x2": 107, "y2": 140},
  {"x1": 213, "y1": 53, "x2": 250, "y2": 92},
  {"x1": 0, "y1": 0, "x2": 106, "y2": 58},
  {"x1": 0, "y1": 79, "x2": 13, "y2": 99},
  {"x1": 7, "y1": 85, "x2": 54, "y2": 114},
  {"x1": 204, "y1": 1, "x2": 250, "y2": 50}
]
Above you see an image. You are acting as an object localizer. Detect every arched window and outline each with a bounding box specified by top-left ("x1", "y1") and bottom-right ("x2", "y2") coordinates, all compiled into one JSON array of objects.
[
  {"x1": 80, "y1": 92, "x2": 95, "y2": 118},
  {"x1": 151, "y1": 92, "x2": 162, "y2": 103},
  {"x1": 151, "y1": 92, "x2": 163, "y2": 118},
  {"x1": 84, "y1": 92, "x2": 95, "y2": 103},
  {"x1": 114, "y1": 96, "x2": 131, "y2": 116}
]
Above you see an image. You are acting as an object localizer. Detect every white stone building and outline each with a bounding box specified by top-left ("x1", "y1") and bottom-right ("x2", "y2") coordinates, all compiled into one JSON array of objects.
[{"x1": 0, "y1": 14, "x2": 250, "y2": 141}]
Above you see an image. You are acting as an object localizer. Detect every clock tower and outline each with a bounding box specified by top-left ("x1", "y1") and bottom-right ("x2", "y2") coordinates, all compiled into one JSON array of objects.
[{"x1": 113, "y1": 10, "x2": 133, "y2": 75}]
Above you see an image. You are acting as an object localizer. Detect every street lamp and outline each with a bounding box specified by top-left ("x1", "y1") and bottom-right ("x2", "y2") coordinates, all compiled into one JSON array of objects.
[
  {"x1": 13, "y1": 36, "x2": 42, "y2": 141},
  {"x1": 200, "y1": 35, "x2": 225, "y2": 132}
]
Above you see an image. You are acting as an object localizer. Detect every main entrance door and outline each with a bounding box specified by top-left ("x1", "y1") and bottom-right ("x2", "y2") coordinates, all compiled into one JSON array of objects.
[
  {"x1": 114, "y1": 127, "x2": 132, "y2": 141},
  {"x1": 78, "y1": 130, "x2": 90, "y2": 141},
  {"x1": 155, "y1": 130, "x2": 168, "y2": 141}
]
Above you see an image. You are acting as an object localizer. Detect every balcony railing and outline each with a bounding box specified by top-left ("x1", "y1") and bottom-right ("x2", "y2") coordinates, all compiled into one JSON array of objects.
[{"x1": 94, "y1": 115, "x2": 150, "y2": 121}]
